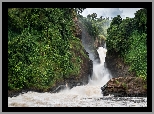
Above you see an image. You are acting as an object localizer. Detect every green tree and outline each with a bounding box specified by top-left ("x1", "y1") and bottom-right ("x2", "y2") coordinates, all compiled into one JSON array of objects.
[
  {"x1": 8, "y1": 8, "x2": 87, "y2": 91},
  {"x1": 134, "y1": 8, "x2": 147, "y2": 33},
  {"x1": 106, "y1": 8, "x2": 147, "y2": 79}
]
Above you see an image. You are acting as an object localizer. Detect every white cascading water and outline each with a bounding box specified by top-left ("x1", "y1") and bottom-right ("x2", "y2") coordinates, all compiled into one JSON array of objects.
[
  {"x1": 8, "y1": 46, "x2": 147, "y2": 107},
  {"x1": 8, "y1": 46, "x2": 112, "y2": 107},
  {"x1": 8, "y1": 47, "x2": 110, "y2": 106},
  {"x1": 88, "y1": 47, "x2": 111, "y2": 86}
]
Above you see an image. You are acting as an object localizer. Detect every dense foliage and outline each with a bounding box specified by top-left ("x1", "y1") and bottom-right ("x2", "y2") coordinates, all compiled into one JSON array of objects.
[
  {"x1": 8, "y1": 8, "x2": 147, "y2": 91},
  {"x1": 78, "y1": 13, "x2": 111, "y2": 44},
  {"x1": 8, "y1": 8, "x2": 87, "y2": 91},
  {"x1": 106, "y1": 8, "x2": 147, "y2": 79}
]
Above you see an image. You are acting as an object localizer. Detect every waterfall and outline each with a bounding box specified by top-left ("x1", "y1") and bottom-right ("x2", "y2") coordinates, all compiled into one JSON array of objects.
[
  {"x1": 104, "y1": 42, "x2": 106, "y2": 49},
  {"x1": 88, "y1": 46, "x2": 112, "y2": 86},
  {"x1": 8, "y1": 40, "x2": 113, "y2": 107},
  {"x1": 97, "y1": 47, "x2": 107, "y2": 65},
  {"x1": 8, "y1": 44, "x2": 146, "y2": 107}
]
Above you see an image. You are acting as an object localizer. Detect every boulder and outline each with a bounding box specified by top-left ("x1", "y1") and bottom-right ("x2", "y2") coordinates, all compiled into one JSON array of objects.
[{"x1": 101, "y1": 76, "x2": 147, "y2": 97}]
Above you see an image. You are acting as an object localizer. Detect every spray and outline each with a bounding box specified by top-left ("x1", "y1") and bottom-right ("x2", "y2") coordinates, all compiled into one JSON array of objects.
[
  {"x1": 8, "y1": 46, "x2": 113, "y2": 107},
  {"x1": 88, "y1": 46, "x2": 112, "y2": 86}
]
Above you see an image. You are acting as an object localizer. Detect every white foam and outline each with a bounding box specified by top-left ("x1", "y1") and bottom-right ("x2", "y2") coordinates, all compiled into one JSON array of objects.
[{"x1": 8, "y1": 47, "x2": 146, "y2": 107}]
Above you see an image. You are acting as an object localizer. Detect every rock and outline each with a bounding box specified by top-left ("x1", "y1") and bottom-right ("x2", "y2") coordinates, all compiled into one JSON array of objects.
[
  {"x1": 51, "y1": 84, "x2": 68, "y2": 93},
  {"x1": 101, "y1": 84, "x2": 108, "y2": 91},
  {"x1": 77, "y1": 83, "x2": 80, "y2": 86},
  {"x1": 101, "y1": 76, "x2": 147, "y2": 97},
  {"x1": 89, "y1": 60, "x2": 93, "y2": 78},
  {"x1": 105, "y1": 54, "x2": 136, "y2": 78}
]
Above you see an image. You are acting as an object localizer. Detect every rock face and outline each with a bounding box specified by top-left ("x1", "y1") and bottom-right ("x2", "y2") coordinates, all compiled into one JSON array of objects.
[
  {"x1": 105, "y1": 54, "x2": 136, "y2": 78},
  {"x1": 101, "y1": 76, "x2": 147, "y2": 97}
]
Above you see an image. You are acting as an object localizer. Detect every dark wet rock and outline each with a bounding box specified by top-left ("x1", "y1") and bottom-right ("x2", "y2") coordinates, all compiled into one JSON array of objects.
[
  {"x1": 101, "y1": 76, "x2": 147, "y2": 97},
  {"x1": 94, "y1": 37, "x2": 105, "y2": 49},
  {"x1": 89, "y1": 60, "x2": 93, "y2": 78},
  {"x1": 51, "y1": 85, "x2": 68, "y2": 93},
  {"x1": 105, "y1": 54, "x2": 136, "y2": 78},
  {"x1": 8, "y1": 88, "x2": 44, "y2": 98}
]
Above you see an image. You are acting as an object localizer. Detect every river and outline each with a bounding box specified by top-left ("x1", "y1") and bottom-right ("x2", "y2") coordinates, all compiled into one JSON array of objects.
[{"x1": 8, "y1": 47, "x2": 147, "y2": 107}]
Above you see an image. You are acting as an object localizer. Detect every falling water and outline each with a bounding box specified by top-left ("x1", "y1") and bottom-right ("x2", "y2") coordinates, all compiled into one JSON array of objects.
[
  {"x1": 88, "y1": 47, "x2": 112, "y2": 86},
  {"x1": 8, "y1": 46, "x2": 114, "y2": 107},
  {"x1": 104, "y1": 42, "x2": 106, "y2": 49},
  {"x1": 8, "y1": 46, "x2": 146, "y2": 107}
]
